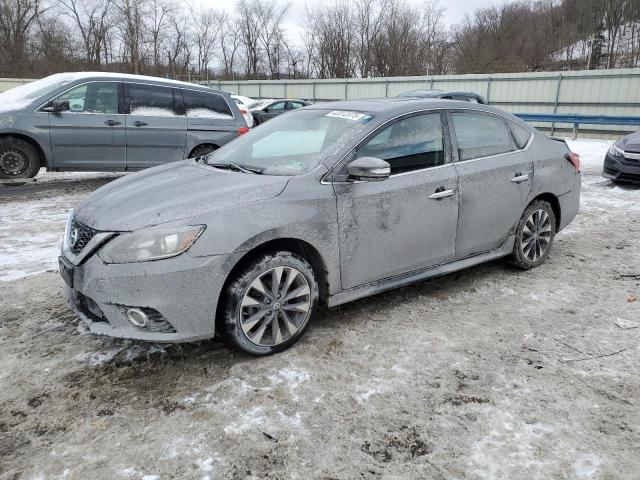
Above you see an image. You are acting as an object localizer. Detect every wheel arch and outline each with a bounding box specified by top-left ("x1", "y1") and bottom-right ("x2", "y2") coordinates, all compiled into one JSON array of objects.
[
  {"x1": 529, "y1": 192, "x2": 561, "y2": 232},
  {"x1": 0, "y1": 132, "x2": 47, "y2": 169},
  {"x1": 215, "y1": 237, "x2": 330, "y2": 329}
]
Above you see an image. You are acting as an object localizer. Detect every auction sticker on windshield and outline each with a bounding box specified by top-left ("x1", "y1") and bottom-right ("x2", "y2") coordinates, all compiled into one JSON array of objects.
[{"x1": 325, "y1": 111, "x2": 369, "y2": 121}]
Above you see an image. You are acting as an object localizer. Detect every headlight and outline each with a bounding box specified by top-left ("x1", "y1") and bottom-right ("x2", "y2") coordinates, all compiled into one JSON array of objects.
[
  {"x1": 98, "y1": 225, "x2": 205, "y2": 264},
  {"x1": 609, "y1": 144, "x2": 624, "y2": 159}
]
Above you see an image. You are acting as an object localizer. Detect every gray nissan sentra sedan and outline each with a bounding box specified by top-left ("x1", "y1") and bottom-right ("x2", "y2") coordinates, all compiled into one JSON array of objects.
[{"x1": 60, "y1": 98, "x2": 581, "y2": 355}]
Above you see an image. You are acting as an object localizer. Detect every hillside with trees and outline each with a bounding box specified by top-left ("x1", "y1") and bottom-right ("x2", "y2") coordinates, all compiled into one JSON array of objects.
[{"x1": 0, "y1": 0, "x2": 639, "y2": 80}]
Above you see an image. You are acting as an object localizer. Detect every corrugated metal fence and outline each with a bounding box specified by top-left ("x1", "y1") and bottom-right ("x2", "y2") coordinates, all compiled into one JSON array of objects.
[
  {"x1": 208, "y1": 68, "x2": 640, "y2": 138},
  {"x1": 3, "y1": 69, "x2": 640, "y2": 137}
]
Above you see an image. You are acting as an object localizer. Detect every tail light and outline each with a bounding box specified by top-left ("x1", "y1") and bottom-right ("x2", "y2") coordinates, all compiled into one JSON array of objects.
[
  {"x1": 565, "y1": 152, "x2": 580, "y2": 173},
  {"x1": 237, "y1": 127, "x2": 250, "y2": 135}
]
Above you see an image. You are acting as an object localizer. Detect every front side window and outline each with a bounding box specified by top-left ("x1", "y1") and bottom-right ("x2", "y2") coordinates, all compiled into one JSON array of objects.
[
  {"x1": 451, "y1": 112, "x2": 514, "y2": 161},
  {"x1": 126, "y1": 83, "x2": 175, "y2": 117},
  {"x1": 56, "y1": 82, "x2": 119, "y2": 114},
  {"x1": 207, "y1": 109, "x2": 374, "y2": 175},
  {"x1": 183, "y1": 89, "x2": 233, "y2": 119},
  {"x1": 356, "y1": 113, "x2": 446, "y2": 175}
]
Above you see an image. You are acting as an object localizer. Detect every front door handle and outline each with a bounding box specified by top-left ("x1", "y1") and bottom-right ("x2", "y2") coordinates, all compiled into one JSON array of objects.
[
  {"x1": 132, "y1": 120, "x2": 148, "y2": 127},
  {"x1": 428, "y1": 188, "x2": 456, "y2": 199},
  {"x1": 104, "y1": 120, "x2": 122, "y2": 126},
  {"x1": 511, "y1": 173, "x2": 530, "y2": 183}
]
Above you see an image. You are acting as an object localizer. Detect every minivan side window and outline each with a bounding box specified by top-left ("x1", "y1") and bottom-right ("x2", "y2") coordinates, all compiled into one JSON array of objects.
[
  {"x1": 56, "y1": 82, "x2": 118, "y2": 114},
  {"x1": 357, "y1": 113, "x2": 445, "y2": 175},
  {"x1": 125, "y1": 83, "x2": 176, "y2": 116},
  {"x1": 451, "y1": 112, "x2": 515, "y2": 161},
  {"x1": 182, "y1": 89, "x2": 233, "y2": 119}
]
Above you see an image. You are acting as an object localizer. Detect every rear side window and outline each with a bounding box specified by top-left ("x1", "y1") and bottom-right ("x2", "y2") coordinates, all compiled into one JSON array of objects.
[
  {"x1": 451, "y1": 112, "x2": 514, "y2": 161},
  {"x1": 126, "y1": 83, "x2": 175, "y2": 116},
  {"x1": 357, "y1": 113, "x2": 445, "y2": 174},
  {"x1": 509, "y1": 121, "x2": 533, "y2": 149},
  {"x1": 182, "y1": 89, "x2": 233, "y2": 119}
]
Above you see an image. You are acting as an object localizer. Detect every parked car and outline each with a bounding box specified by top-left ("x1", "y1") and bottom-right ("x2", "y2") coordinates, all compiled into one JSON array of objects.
[
  {"x1": 251, "y1": 99, "x2": 311, "y2": 125},
  {"x1": 231, "y1": 94, "x2": 260, "y2": 128},
  {"x1": 60, "y1": 98, "x2": 580, "y2": 355},
  {"x1": 0, "y1": 72, "x2": 248, "y2": 179},
  {"x1": 398, "y1": 89, "x2": 487, "y2": 104},
  {"x1": 603, "y1": 131, "x2": 640, "y2": 183}
]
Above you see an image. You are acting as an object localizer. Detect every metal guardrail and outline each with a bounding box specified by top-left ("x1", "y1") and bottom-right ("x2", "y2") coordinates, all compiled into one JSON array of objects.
[{"x1": 515, "y1": 113, "x2": 640, "y2": 139}]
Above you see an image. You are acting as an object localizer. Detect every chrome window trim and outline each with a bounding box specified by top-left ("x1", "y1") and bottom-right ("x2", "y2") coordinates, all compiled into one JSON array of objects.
[
  {"x1": 35, "y1": 80, "x2": 122, "y2": 113},
  {"x1": 320, "y1": 106, "x2": 533, "y2": 185}
]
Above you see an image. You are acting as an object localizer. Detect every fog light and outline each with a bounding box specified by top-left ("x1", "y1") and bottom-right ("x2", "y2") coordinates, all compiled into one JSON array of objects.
[{"x1": 126, "y1": 308, "x2": 148, "y2": 328}]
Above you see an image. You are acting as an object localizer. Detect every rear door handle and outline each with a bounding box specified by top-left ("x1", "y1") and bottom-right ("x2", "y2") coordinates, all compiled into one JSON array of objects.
[
  {"x1": 132, "y1": 120, "x2": 148, "y2": 127},
  {"x1": 428, "y1": 188, "x2": 456, "y2": 199},
  {"x1": 511, "y1": 173, "x2": 529, "y2": 183},
  {"x1": 104, "y1": 120, "x2": 121, "y2": 126}
]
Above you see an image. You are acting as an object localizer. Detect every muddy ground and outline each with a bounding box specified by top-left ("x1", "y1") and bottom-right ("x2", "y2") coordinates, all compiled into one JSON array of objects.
[{"x1": 1, "y1": 147, "x2": 639, "y2": 479}]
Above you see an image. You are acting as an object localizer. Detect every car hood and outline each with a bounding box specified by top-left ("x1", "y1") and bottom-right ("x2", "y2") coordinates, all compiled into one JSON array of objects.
[
  {"x1": 74, "y1": 160, "x2": 290, "y2": 231},
  {"x1": 619, "y1": 131, "x2": 640, "y2": 153}
]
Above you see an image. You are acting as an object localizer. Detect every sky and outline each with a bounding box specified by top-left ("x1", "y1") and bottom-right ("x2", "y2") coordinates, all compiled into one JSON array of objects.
[{"x1": 200, "y1": 0, "x2": 510, "y2": 45}]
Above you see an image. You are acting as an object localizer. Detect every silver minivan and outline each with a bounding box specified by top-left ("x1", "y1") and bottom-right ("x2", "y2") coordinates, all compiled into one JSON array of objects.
[{"x1": 0, "y1": 72, "x2": 248, "y2": 179}]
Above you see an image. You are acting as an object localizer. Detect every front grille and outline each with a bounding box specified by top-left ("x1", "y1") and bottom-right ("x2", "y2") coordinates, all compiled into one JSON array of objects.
[{"x1": 69, "y1": 218, "x2": 98, "y2": 255}]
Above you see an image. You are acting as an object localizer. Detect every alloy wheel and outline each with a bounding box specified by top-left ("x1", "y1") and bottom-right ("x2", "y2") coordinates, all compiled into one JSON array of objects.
[
  {"x1": 239, "y1": 266, "x2": 311, "y2": 347},
  {"x1": 521, "y1": 209, "x2": 552, "y2": 261}
]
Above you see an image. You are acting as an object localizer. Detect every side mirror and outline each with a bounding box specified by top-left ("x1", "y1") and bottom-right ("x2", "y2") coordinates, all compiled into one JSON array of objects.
[
  {"x1": 45, "y1": 99, "x2": 69, "y2": 113},
  {"x1": 347, "y1": 156, "x2": 391, "y2": 182}
]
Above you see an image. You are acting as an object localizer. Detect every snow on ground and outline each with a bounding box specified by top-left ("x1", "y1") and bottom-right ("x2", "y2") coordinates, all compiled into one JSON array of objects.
[
  {"x1": 0, "y1": 170, "x2": 123, "y2": 282},
  {"x1": 1, "y1": 139, "x2": 639, "y2": 478}
]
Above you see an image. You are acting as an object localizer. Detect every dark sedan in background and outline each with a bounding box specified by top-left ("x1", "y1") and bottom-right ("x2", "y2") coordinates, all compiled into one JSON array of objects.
[
  {"x1": 398, "y1": 89, "x2": 487, "y2": 104},
  {"x1": 251, "y1": 99, "x2": 311, "y2": 125},
  {"x1": 604, "y1": 131, "x2": 640, "y2": 183}
]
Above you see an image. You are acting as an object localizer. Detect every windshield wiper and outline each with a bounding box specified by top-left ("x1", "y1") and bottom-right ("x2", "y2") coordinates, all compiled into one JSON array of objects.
[{"x1": 208, "y1": 162, "x2": 263, "y2": 174}]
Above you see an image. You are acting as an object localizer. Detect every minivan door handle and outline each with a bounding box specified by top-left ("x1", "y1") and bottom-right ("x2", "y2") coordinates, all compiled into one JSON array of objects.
[
  {"x1": 104, "y1": 120, "x2": 122, "y2": 126},
  {"x1": 428, "y1": 187, "x2": 456, "y2": 199},
  {"x1": 132, "y1": 120, "x2": 148, "y2": 127},
  {"x1": 511, "y1": 173, "x2": 530, "y2": 183}
]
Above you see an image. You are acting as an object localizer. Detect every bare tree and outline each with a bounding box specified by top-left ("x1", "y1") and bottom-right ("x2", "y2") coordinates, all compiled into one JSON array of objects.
[
  {"x1": 0, "y1": 0, "x2": 45, "y2": 75},
  {"x1": 58, "y1": 0, "x2": 112, "y2": 67}
]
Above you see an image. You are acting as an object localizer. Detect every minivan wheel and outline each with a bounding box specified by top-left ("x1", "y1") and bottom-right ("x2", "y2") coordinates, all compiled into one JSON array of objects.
[
  {"x1": 510, "y1": 200, "x2": 556, "y2": 270},
  {"x1": 221, "y1": 251, "x2": 319, "y2": 356},
  {"x1": 0, "y1": 137, "x2": 40, "y2": 179},
  {"x1": 190, "y1": 144, "x2": 218, "y2": 159}
]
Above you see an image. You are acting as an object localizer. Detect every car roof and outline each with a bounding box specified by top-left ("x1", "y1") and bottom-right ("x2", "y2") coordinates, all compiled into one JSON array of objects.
[
  {"x1": 307, "y1": 97, "x2": 506, "y2": 117},
  {"x1": 64, "y1": 72, "x2": 220, "y2": 92}
]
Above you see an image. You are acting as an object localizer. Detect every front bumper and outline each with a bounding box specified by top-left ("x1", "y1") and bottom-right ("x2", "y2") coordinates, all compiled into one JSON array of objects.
[
  {"x1": 61, "y1": 250, "x2": 244, "y2": 342},
  {"x1": 603, "y1": 153, "x2": 640, "y2": 183}
]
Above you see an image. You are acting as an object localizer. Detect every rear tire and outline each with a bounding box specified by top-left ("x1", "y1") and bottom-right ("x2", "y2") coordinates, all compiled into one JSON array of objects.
[
  {"x1": 221, "y1": 251, "x2": 319, "y2": 356},
  {"x1": 509, "y1": 200, "x2": 556, "y2": 270},
  {"x1": 0, "y1": 137, "x2": 40, "y2": 179},
  {"x1": 189, "y1": 144, "x2": 218, "y2": 159}
]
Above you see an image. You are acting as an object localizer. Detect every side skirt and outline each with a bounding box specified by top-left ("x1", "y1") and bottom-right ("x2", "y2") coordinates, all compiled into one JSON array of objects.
[{"x1": 327, "y1": 235, "x2": 515, "y2": 308}]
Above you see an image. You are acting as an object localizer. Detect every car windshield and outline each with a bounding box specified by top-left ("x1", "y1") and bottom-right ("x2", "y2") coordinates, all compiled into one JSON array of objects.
[
  {"x1": 0, "y1": 73, "x2": 77, "y2": 103},
  {"x1": 206, "y1": 109, "x2": 375, "y2": 175}
]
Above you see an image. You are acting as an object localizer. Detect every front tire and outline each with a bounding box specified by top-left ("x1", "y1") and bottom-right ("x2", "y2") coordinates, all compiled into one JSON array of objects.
[
  {"x1": 0, "y1": 137, "x2": 40, "y2": 179},
  {"x1": 221, "y1": 251, "x2": 319, "y2": 356},
  {"x1": 510, "y1": 200, "x2": 556, "y2": 270}
]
